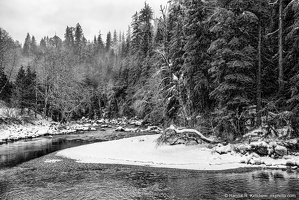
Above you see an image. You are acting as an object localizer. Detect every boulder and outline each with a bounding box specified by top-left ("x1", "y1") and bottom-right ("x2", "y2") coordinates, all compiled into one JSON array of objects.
[
  {"x1": 174, "y1": 138, "x2": 186, "y2": 145},
  {"x1": 115, "y1": 126, "x2": 125, "y2": 131},
  {"x1": 250, "y1": 141, "x2": 269, "y2": 156},
  {"x1": 215, "y1": 144, "x2": 232, "y2": 154},
  {"x1": 249, "y1": 159, "x2": 255, "y2": 165},
  {"x1": 186, "y1": 140, "x2": 198, "y2": 146},
  {"x1": 286, "y1": 159, "x2": 296, "y2": 166},
  {"x1": 239, "y1": 158, "x2": 247, "y2": 163},
  {"x1": 253, "y1": 158, "x2": 262, "y2": 165},
  {"x1": 235, "y1": 144, "x2": 251, "y2": 154},
  {"x1": 283, "y1": 139, "x2": 299, "y2": 151},
  {"x1": 251, "y1": 152, "x2": 260, "y2": 158},
  {"x1": 267, "y1": 146, "x2": 274, "y2": 156},
  {"x1": 275, "y1": 145, "x2": 288, "y2": 157},
  {"x1": 268, "y1": 141, "x2": 277, "y2": 148}
]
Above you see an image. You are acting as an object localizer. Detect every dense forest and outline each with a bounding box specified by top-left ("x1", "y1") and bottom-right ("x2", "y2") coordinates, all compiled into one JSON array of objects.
[{"x1": 1, "y1": 0, "x2": 299, "y2": 140}]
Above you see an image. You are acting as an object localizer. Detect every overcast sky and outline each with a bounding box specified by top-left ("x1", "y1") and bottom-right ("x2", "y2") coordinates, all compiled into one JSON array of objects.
[{"x1": 0, "y1": 0, "x2": 169, "y2": 43}]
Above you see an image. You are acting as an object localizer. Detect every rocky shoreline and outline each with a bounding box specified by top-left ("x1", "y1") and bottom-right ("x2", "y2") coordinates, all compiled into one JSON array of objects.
[{"x1": 0, "y1": 117, "x2": 160, "y2": 144}]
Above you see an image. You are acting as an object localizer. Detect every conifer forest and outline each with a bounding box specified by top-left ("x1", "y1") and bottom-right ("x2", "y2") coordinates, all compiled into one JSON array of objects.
[{"x1": 1, "y1": 0, "x2": 299, "y2": 140}]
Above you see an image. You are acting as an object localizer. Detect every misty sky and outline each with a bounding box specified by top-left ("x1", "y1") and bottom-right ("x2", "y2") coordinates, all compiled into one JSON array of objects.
[{"x1": 0, "y1": 0, "x2": 169, "y2": 44}]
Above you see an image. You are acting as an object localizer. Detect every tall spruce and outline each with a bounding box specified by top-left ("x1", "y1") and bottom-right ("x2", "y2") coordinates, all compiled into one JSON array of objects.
[
  {"x1": 208, "y1": 0, "x2": 258, "y2": 136},
  {"x1": 23, "y1": 33, "x2": 31, "y2": 56},
  {"x1": 14, "y1": 66, "x2": 26, "y2": 111},
  {"x1": 183, "y1": 0, "x2": 212, "y2": 118},
  {"x1": 105, "y1": 31, "x2": 112, "y2": 52}
]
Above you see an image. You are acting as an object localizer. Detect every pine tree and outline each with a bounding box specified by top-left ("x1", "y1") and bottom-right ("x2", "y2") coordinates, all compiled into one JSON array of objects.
[
  {"x1": 105, "y1": 31, "x2": 112, "y2": 52},
  {"x1": 24, "y1": 66, "x2": 37, "y2": 111},
  {"x1": 14, "y1": 66, "x2": 26, "y2": 111},
  {"x1": 113, "y1": 30, "x2": 118, "y2": 46},
  {"x1": 64, "y1": 26, "x2": 74, "y2": 49},
  {"x1": 23, "y1": 33, "x2": 31, "y2": 56},
  {"x1": 183, "y1": 0, "x2": 212, "y2": 118},
  {"x1": 208, "y1": 0, "x2": 259, "y2": 136},
  {"x1": 31, "y1": 36, "x2": 37, "y2": 55},
  {"x1": 0, "y1": 66, "x2": 12, "y2": 102},
  {"x1": 130, "y1": 12, "x2": 141, "y2": 55},
  {"x1": 74, "y1": 23, "x2": 83, "y2": 56},
  {"x1": 97, "y1": 31, "x2": 105, "y2": 53},
  {"x1": 139, "y1": 2, "x2": 153, "y2": 57}
]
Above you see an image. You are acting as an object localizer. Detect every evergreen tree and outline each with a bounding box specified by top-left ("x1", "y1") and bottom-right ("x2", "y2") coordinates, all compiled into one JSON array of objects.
[
  {"x1": 24, "y1": 66, "x2": 37, "y2": 111},
  {"x1": 64, "y1": 26, "x2": 74, "y2": 49},
  {"x1": 23, "y1": 33, "x2": 31, "y2": 56},
  {"x1": 31, "y1": 36, "x2": 37, "y2": 54},
  {"x1": 183, "y1": 0, "x2": 212, "y2": 117},
  {"x1": 130, "y1": 12, "x2": 141, "y2": 55},
  {"x1": 97, "y1": 31, "x2": 105, "y2": 53},
  {"x1": 74, "y1": 23, "x2": 83, "y2": 56},
  {"x1": 139, "y1": 2, "x2": 153, "y2": 57},
  {"x1": 113, "y1": 30, "x2": 118, "y2": 46},
  {"x1": 39, "y1": 38, "x2": 47, "y2": 52},
  {"x1": 208, "y1": 0, "x2": 258, "y2": 136},
  {"x1": 14, "y1": 66, "x2": 26, "y2": 111},
  {"x1": 0, "y1": 66, "x2": 12, "y2": 102},
  {"x1": 105, "y1": 31, "x2": 112, "y2": 52}
]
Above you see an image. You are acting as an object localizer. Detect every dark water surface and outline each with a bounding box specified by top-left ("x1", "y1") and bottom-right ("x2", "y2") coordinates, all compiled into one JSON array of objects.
[
  {"x1": 0, "y1": 131, "x2": 110, "y2": 169},
  {"x1": 1, "y1": 131, "x2": 299, "y2": 199}
]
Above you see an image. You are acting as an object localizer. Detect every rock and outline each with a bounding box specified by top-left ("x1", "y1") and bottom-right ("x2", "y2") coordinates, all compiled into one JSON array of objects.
[
  {"x1": 240, "y1": 158, "x2": 247, "y2": 163},
  {"x1": 249, "y1": 159, "x2": 255, "y2": 165},
  {"x1": 286, "y1": 159, "x2": 296, "y2": 166},
  {"x1": 174, "y1": 139, "x2": 186, "y2": 145},
  {"x1": 253, "y1": 158, "x2": 262, "y2": 165},
  {"x1": 250, "y1": 141, "x2": 269, "y2": 156},
  {"x1": 186, "y1": 140, "x2": 198, "y2": 146},
  {"x1": 115, "y1": 126, "x2": 125, "y2": 131},
  {"x1": 283, "y1": 139, "x2": 299, "y2": 151},
  {"x1": 269, "y1": 141, "x2": 277, "y2": 148},
  {"x1": 215, "y1": 144, "x2": 232, "y2": 154},
  {"x1": 275, "y1": 145, "x2": 288, "y2": 157},
  {"x1": 295, "y1": 160, "x2": 299, "y2": 166},
  {"x1": 264, "y1": 161, "x2": 272, "y2": 166},
  {"x1": 267, "y1": 146, "x2": 274, "y2": 156},
  {"x1": 251, "y1": 152, "x2": 260, "y2": 158},
  {"x1": 242, "y1": 155, "x2": 253, "y2": 164},
  {"x1": 235, "y1": 144, "x2": 251, "y2": 154}
]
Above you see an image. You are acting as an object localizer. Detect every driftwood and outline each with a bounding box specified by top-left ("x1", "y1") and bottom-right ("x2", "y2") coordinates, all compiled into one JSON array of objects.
[{"x1": 163, "y1": 125, "x2": 219, "y2": 144}]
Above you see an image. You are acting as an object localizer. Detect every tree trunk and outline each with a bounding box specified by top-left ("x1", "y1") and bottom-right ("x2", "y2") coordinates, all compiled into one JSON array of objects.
[
  {"x1": 35, "y1": 81, "x2": 37, "y2": 118},
  {"x1": 165, "y1": 125, "x2": 219, "y2": 144},
  {"x1": 257, "y1": 22, "x2": 262, "y2": 127},
  {"x1": 278, "y1": 0, "x2": 284, "y2": 92}
]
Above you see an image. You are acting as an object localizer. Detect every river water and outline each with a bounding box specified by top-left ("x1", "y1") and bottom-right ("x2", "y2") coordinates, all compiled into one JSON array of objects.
[{"x1": 0, "y1": 131, "x2": 299, "y2": 199}]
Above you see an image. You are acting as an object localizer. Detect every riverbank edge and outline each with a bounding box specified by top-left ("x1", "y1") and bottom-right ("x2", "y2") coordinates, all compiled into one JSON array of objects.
[
  {"x1": 18, "y1": 150, "x2": 264, "y2": 174},
  {"x1": 56, "y1": 134, "x2": 299, "y2": 172}
]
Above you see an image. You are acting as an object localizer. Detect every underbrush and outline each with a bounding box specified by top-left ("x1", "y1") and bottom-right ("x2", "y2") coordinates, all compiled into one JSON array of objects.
[{"x1": 0, "y1": 107, "x2": 33, "y2": 125}]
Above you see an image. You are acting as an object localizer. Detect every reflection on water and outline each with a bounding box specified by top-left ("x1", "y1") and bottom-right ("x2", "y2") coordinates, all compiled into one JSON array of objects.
[
  {"x1": 0, "y1": 137, "x2": 87, "y2": 169},
  {"x1": 1, "y1": 165, "x2": 299, "y2": 200},
  {"x1": 164, "y1": 170, "x2": 299, "y2": 199}
]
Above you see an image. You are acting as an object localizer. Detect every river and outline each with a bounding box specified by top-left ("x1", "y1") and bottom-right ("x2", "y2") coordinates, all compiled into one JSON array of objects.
[{"x1": 0, "y1": 130, "x2": 299, "y2": 199}]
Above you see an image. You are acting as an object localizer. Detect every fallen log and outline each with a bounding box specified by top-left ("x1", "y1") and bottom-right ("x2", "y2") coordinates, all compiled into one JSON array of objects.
[{"x1": 156, "y1": 125, "x2": 219, "y2": 146}]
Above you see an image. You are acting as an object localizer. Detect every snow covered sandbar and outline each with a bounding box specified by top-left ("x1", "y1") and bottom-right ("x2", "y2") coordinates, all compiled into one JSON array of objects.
[{"x1": 56, "y1": 134, "x2": 248, "y2": 171}]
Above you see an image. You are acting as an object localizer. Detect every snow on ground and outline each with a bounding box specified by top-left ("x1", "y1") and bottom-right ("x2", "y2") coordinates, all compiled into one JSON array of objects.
[{"x1": 57, "y1": 134, "x2": 248, "y2": 171}]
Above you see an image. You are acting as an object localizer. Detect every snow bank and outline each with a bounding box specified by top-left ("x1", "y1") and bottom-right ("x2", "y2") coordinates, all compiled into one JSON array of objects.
[{"x1": 57, "y1": 134, "x2": 247, "y2": 170}]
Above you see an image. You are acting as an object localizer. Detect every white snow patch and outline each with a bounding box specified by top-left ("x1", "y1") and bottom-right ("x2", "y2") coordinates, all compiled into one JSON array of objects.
[
  {"x1": 44, "y1": 159, "x2": 62, "y2": 163},
  {"x1": 57, "y1": 134, "x2": 247, "y2": 171}
]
